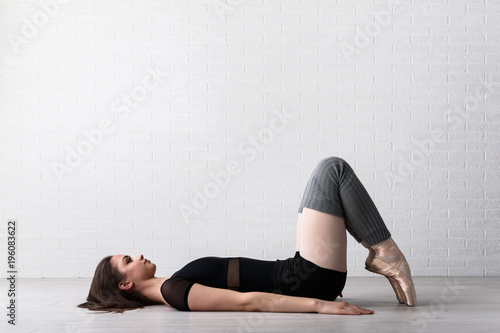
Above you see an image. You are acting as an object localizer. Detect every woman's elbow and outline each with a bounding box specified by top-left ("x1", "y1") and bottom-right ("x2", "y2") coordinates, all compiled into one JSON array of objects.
[{"x1": 239, "y1": 292, "x2": 257, "y2": 312}]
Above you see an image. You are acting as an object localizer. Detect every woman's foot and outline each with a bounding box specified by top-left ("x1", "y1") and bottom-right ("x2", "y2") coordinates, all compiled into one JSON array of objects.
[{"x1": 365, "y1": 238, "x2": 416, "y2": 307}]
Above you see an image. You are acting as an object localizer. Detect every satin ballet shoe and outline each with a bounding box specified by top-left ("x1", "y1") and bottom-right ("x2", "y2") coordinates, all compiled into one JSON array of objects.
[
  {"x1": 366, "y1": 255, "x2": 417, "y2": 307},
  {"x1": 365, "y1": 254, "x2": 406, "y2": 304}
]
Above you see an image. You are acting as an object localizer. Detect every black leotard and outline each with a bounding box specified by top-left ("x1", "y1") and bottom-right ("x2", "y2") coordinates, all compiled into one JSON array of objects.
[{"x1": 160, "y1": 252, "x2": 346, "y2": 311}]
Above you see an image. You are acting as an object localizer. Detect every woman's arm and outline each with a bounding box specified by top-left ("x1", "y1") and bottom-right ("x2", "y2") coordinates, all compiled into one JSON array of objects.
[
  {"x1": 187, "y1": 283, "x2": 373, "y2": 315},
  {"x1": 245, "y1": 291, "x2": 373, "y2": 315}
]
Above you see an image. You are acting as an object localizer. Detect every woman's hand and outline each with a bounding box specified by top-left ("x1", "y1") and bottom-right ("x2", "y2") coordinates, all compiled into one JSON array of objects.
[{"x1": 317, "y1": 300, "x2": 374, "y2": 315}]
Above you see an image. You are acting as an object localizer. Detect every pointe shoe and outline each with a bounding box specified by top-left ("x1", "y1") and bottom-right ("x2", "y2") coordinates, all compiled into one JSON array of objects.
[
  {"x1": 365, "y1": 253, "x2": 406, "y2": 304},
  {"x1": 366, "y1": 253, "x2": 417, "y2": 307}
]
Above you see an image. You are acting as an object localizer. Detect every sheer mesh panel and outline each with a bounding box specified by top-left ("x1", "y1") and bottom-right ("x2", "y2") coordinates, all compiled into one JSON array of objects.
[
  {"x1": 160, "y1": 277, "x2": 195, "y2": 311},
  {"x1": 227, "y1": 258, "x2": 240, "y2": 290}
]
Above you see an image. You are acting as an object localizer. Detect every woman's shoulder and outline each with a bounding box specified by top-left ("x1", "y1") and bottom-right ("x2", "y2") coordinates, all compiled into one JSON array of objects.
[{"x1": 160, "y1": 275, "x2": 196, "y2": 311}]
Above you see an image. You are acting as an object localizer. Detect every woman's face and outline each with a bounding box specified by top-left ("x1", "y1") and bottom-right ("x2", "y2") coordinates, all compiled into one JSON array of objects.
[{"x1": 111, "y1": 254, "x2": 156, "y2": 284}]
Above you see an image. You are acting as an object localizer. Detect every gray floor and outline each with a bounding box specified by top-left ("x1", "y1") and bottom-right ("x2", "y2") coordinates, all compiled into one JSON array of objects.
[{"x1": 1, "y1": 277, "x2": 498, "y2": 333}]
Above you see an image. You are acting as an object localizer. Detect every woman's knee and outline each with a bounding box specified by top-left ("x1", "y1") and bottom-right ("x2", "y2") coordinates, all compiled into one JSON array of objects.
[
  {"x1": 314, "y1": 157, "x2": 354, "y2": 180},
  {"x1": 317, "y1": 156, "x2": 349, "y2": 170}
]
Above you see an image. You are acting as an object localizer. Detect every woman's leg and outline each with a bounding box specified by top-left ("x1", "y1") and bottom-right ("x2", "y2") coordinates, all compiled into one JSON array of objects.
[
  {"x1": 296, "y1": 156, "x2": 416, "y2": 306},
  {"x1": 298, "y1": 156, "x2": 391, "y2": 246},
  {"x1": 295, "y1": 213, "x2": 302, "y2": 252},
  {"x1": 298, "y1": 208, "x2": 347, "y2": 272}
]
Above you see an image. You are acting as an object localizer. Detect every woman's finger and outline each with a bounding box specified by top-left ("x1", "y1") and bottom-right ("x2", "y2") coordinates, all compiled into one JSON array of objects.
[{"x1": 345, "y1": 303, "x2": 374, "y2": 314}]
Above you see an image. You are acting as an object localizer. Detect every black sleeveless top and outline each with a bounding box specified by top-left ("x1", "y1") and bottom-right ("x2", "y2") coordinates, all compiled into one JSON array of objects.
[{"x1": 160, "y1": 252, "x2": 347, "y2": 311}]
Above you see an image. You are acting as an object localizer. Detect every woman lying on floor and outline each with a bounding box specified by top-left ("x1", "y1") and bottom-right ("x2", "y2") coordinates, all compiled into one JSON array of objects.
[{"x1": 78, "y1": 157, "x2": 416, "y2": 315}]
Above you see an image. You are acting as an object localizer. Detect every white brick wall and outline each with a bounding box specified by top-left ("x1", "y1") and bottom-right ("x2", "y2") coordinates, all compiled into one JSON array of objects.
[{"x1": 0, "y1": 0, "x2": 499, "y2": 278}]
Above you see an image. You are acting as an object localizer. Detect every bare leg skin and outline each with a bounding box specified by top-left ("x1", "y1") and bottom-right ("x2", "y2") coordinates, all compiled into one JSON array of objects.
[
  {"x1": 298, "y1": 207, "x2": 347, "y2": 272},
  {"x1": 295, "y1": 213, "x2": 302, "y2": 252}
]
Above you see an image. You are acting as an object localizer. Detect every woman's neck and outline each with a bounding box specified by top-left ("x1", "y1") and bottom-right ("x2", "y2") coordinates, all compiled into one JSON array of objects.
[{"x1": 138, "y1": 275, "x2": 171, "y2": 304}]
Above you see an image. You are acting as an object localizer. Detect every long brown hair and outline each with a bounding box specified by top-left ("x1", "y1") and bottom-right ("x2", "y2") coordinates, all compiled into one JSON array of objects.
[{"x1": 78, "y1": 255, "x2": 157, "y2": 313}]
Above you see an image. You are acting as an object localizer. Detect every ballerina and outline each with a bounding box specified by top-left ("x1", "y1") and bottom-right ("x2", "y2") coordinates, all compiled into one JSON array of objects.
[{"x1": 79, "y1": 157, "x2": 416, "y2": 314}]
